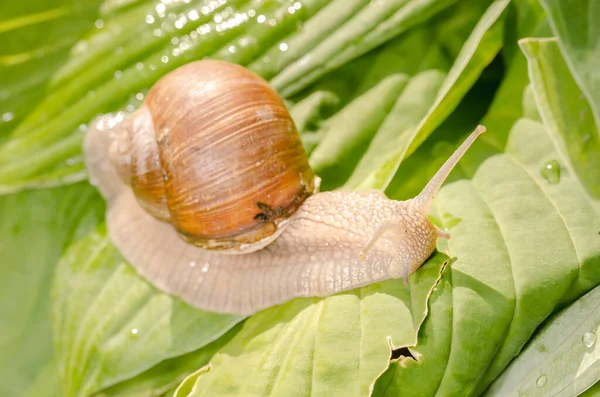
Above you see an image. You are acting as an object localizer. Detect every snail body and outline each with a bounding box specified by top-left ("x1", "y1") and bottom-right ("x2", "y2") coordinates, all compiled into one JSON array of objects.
[{"x1": 84, "y1": 60, "x2": 485, "y2": 315}]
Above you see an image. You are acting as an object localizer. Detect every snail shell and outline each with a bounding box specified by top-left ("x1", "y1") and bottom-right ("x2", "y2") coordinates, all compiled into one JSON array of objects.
[
  {"x1": 84, "y1": 59, "x2": 485, "y2": 315},
  {"x1": 108, "y1": 60, "x2": 318, "y2": 252}
]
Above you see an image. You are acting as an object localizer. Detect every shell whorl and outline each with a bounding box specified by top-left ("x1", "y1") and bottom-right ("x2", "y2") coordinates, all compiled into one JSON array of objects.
[{"x1": 107, "y1": 60, "x2": 318, "y2": 252}]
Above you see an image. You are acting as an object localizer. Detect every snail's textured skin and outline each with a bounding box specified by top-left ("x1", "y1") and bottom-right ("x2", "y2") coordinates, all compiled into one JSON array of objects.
[{"x1": 87, "y1": 121, "x2": 437, "y2": 315}]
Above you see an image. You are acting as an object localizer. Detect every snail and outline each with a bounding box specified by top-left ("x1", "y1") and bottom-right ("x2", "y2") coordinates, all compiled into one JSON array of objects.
[{"x1": 83, "y1": 59, "x2": 485, "y2": 316}]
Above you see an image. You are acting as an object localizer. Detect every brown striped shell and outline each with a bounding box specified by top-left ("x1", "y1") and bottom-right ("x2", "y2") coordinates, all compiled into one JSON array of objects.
[{"x1": 108, "y1": 60, "x2": 318, "y2": 252}]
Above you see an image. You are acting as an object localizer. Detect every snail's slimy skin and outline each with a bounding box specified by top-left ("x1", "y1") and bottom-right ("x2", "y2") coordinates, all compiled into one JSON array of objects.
[{"x1": 85, "y1": 114, "x2": 484, "y2": 315}]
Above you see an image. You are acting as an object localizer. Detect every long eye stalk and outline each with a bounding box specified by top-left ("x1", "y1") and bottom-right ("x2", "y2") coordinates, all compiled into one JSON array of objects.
[{"x1": 413, "y1": 125, "x2": 486, "y2": 211}]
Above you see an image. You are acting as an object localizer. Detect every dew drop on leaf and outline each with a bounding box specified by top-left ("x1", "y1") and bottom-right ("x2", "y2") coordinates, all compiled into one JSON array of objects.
[
  {"x1": 536, "y1": 375, "x2": 547, "y2": 388},
  {"x1": 540, "y1": 160, "x2": 560, "y2": 184},
  {"x1": 1, "y1": 112, "x2": 14, "y2": 122},
  {"x1": 130, "y1": 328, "x2": 139, "y2": 337},
  {"x1": 582, "y1": 331, "x2": 596, "y2": 348}
]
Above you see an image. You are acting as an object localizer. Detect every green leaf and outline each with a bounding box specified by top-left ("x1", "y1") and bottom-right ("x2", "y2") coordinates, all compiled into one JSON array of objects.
[
  {"x1": 305, "y1": 0, "x2": 500, "y2": 189},
  {"x1": 520, "y1": 37, "x2": 600, "y2": 199},
  {"x1": 95, "y1": 323, "x2": 241, "y2": 397},
  {"x1": 172, "y1": 365, "x2": 211, "y2": 397},
  {"x1": 540, "y1": 0, "x2": 600, "y2": 128},
  {"x1": 485, "y1": 284, "x2": 600, "y2": 396},
  {"x1": 477, "y1": 0, "x2": 548, "y2": 150},
  {"x1": 375, "y1": 117, "x2": 600, "y2": 396},
  {"x1": 372, "y1": 267, "x2": 453, "y2": 397},
  {"x1": 308, "y1": 73, "x2": 410, "y2": 190},
  {"x1": 0, "y1": 0, "x2": 457, "y2": 195},
  {"x1": 52, "y1": 228, "x2": 242, "y2": 397},
  {"x1": 270, "y1": 0, "x2": 459, "y2": 97},
  {"x1": 349, "y1": 0, "x2": 509, "y2": 191},
  {"x1": 0, "y1": 183, "x2": 104, "y2": 396},
  {"x1": 184, "y1": 254, "x2": 448, "y2": 397},
  {"x1": 0, "y1": 0, "x2": 103, "y2": 136}
]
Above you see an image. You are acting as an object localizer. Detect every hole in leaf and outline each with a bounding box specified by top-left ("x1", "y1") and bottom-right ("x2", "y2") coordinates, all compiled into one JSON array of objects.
[{"x1": 390, "y1": 347, "x2": 416, "y2": 361}]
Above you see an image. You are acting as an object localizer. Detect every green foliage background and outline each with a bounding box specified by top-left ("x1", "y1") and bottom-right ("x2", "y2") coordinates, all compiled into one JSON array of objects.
[{"x1": 1, "y1": 0, "x2": 599, "y2": 396}]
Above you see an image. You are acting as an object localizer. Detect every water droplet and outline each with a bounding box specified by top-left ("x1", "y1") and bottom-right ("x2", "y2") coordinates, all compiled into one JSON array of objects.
[
  {"x1": 66, "y1": 158, "x2": 77, "y2": 166},
  {"x1": 279, "y1": 42, "x2": 288, "y2": 52},
  {"x1": 189, "y1": 261, "x2": 197, "y2": 268},
  {"x1": 161, "y1": 55, "x2": 169, "y2": 63},
  {"x1": 293, "y1": 1, "x2": 302, "y2": 10},
  {"x1": 156, "y1": 3, "x2": 166, "y2": 14},
  {"x1": 153, "y1": 29, "x2": 164, "y2": 37},
  {"x1": 247, "y1": 9, "x2": 256, "y2": 17},
  {"x1": 582, "y1": 332, "x2": 596, "y2": 348},
  {"x1": 188, "y1": 9, "x2": 200, "y2": 21},
  {"x1": 94, "y1": 19, "x2": 104, "y2": 29},
  {"x1": 136, "y1": 92, "x2": 145, "y2": 101},
  {"x1": 201, "y1": 263, "x2": 210, "y2": 273},
  {"x1": 1, "y1": 112, "x2": 14, "y2": 122},
  {"x1": 288, "y1": 6, "x2": 296, "y2": 14},
  {"x1": 536, "y1": 375, "x2": 547, "y2": 388},
  {"x1": 171, "y1": 36, "x2": 180, "y2": 45},
  {"x1": 146, "y1": 14, "x2": 155, "y2": 24},
  {"x1": 256, "y1": 14, "x2": 266, "y2": 23},
  {"x1": 175, "y1": 16, "x2": 187, "y2": 29},
  {"x1": 78, "y1": 124, "x2": 88, "y2": 132},
  {"x1": 135, "y1": 62, "x2": 144, "y2": 70},
  {"x1": 228, "y1": 45, "x2": 237, "y2": 53},
  {"x1": 131, "y1": 328, "x2": 139, "y2": 335},
  {"x1": 114, "y1": 70, "x2": 123, "y2": 79},
  {"x1": 540, "y1": 160, "x2": 561, "y2": 184},
  {"x1": 268, "y1": 18, "x2": 276, "y2": 26}
]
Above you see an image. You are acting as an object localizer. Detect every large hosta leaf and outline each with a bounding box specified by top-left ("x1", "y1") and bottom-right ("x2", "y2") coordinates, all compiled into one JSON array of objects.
[
  {"x1": 185, "y1": 255, "x2": 449, "y2": 397},
  {"x1": 374, "y1": 116, "x2": 600, "y2": 396},
  {"x1": 52, "y1": 227, "x2": 242, "y2": 397},
  {"x1": 0, "y1": 183, "x2": 104, "y2": 396}
]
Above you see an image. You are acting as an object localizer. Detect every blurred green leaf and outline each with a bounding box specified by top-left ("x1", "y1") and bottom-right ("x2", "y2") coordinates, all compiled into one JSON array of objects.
[
  {"x1": 349, "y1": 0, "x2": 509, "y2": 191},
  {"x1": 0, "y1": 0, "x2": 457, "y2": 194}
]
